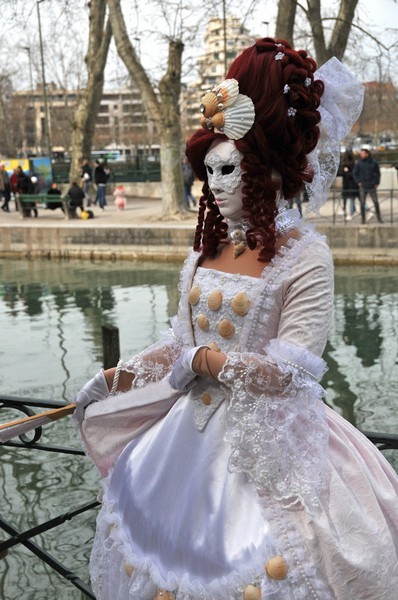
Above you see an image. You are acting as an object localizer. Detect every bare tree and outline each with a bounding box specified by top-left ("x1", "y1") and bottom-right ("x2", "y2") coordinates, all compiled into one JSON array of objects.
[
  {"x1": 107, "y1": 0, "x2": 185, "y2": 218},
  {"x1": 69, "y1": 0, "x2": 112, "y2": 182},
  {"x1": 275, "y1": 0, "x2": 360, "y2": 64},
  {"x1": 0, "y1": 75, "x2": 16, "y2": 156},
  {"x1": 275, "y1": 0, "x2": 297, "y2": 43}
]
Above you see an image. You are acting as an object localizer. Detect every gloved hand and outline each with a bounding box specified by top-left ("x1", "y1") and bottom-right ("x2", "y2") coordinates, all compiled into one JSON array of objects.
[
  {"x1": 73, "y1": 370, "x2": 110, "y2": 423},
  {"x1": 169, "y1": 346, "x2": 209, "y2": 393}
]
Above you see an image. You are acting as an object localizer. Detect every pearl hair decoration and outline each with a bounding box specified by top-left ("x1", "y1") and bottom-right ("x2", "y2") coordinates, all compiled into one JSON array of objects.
[
  {"x1": 304, "y1": 77, "x2": 311, "y2": 87},
  {"x1": 287, "y1": 107, "x2": 297, "y2": 117},
  {"x1": 283, "y1": 84, "x2": 290, "y2": 94},
  {"x1": 275, "y1": 52, "x2": 284, "y2": 60}
]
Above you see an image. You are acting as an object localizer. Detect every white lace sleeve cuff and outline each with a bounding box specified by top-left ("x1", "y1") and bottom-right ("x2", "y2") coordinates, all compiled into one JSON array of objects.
[{"x1": 218, "y1": 339, "x2": 329, "y2": 514}]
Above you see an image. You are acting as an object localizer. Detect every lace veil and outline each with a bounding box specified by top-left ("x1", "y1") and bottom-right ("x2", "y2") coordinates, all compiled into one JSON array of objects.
[{"x1": 305, "y1": 57, "x2": 364, "y2": 213}]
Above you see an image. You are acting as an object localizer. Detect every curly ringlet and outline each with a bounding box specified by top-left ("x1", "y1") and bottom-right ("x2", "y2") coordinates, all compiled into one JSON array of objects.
[{"x1": 186, "y1": 37, "x2": 324, "y2": 262}]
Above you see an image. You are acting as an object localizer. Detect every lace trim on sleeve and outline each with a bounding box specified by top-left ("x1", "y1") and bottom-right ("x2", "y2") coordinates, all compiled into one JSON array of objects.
[
  {"x1": 120, "y1": 251, "x2": 201, "y2": 390},
  {"x1": 172, "y1": 250, "x2": 201, "y2": 347},
  {"x1": 219, "y1": 339, "x2": 329, "y2": 514},
  {"x1": 122, "y1": 329, "x2": 183, "y2": 389}
]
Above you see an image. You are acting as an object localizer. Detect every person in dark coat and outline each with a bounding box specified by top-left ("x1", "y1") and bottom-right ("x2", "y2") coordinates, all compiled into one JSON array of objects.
[
  {"x1": 66, "y1": 181, "x2": 85, "y2": 216},
  {"x1": 46, "y1": 182, "x2": 64, "y2": 211},
  {"x1": 182, "y1": 158, "x2": 196, "y2": 208},
  {"x1": 341, "y1": 150, "x2": 359, "y2": 221},
  {"x1": 81, "y1": 158, "x2": 93, "y2": 206},
  {"x1": 0, "y1": 165, "x2": 11, "y2": 212},
  {"x1": 353, "y1": 146, "x2": 382, "y2": 223},
  {"x1": 93, "y1": 160, "x2": 107, "y2": 209},
  {"x1": 16, "y1": 167, "x2": 38, "y2": 217}
]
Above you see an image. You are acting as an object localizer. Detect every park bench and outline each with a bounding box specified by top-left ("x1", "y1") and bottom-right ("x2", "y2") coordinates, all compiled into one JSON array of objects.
[{"x1": 15, "y1": 194, "x2": 78, "y2": 220}]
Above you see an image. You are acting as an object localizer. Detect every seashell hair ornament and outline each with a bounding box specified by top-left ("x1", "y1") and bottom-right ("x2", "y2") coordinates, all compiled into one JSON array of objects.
[{"x1": 200, "y1": 78, "x2": 255, "y2": 140}]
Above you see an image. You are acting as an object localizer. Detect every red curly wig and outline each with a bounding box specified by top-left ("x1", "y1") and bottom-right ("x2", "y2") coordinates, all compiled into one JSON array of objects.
[{"x1": 186, "y1": 37, "x2": 324, "y2": 261}]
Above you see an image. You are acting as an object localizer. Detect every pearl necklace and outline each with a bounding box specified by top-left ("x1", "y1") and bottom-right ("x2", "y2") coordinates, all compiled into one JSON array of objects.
[
  {"x1": 226, "y1": 209, "x2": 300, "y2": 258},
  {"x1": 227, "y1": 220, "x2": 251, "y2": 258}
]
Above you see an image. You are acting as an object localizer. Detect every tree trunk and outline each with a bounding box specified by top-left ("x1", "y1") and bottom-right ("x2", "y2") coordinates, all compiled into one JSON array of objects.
[
  {"x1": 107, "y1": 0, "x2": 185, "y2": 217},
  {"x1": 306, "y1": 0, "x2": 332, "y2": 65},
  {"x1": 0, "y1": 95, "x2": 14, "y2": 156},
  {"x1": 158, "y1": 40, "x2": 185, "y2": 217},
  {"x1": 275, "y1": 0, "x2": 297, "y2": 44},
  {"x1": 306, "y1": 0, "x2": 359, "y2": 64},
  {"x1": 328, "y1": 0, "x2": 360, "y2": 61},
  {"x1": 69, "y1": 0, "x2": 112, "y2": 183}
]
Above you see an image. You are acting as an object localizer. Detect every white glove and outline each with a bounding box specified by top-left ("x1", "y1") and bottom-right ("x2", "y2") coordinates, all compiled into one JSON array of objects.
[
  {"x1": 169, "y1": 346, "x2": 208, "y2": 393},
  {"x1": 73, "y1": 370, "x2": 110, "y2": 423}
]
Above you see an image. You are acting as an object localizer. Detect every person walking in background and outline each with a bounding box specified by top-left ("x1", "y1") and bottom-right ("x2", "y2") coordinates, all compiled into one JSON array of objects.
[
  {"x1": 182, "y1": 157, "x2": 196, "y2": 208},
  {"x1": 353, "y1": 145, "x2": 382, "y2": 223},
  {"x1": 0, "y1": 164, "x2": 11, "y2": 212},
  {"x1": 113, "y1": 184, "x2": 126, "y2": 210},
  {"x1": 81, "y1": 158, "x2": 92, "y2": 206},
  {"x1": 341, "y1": 150, "x2": 359, "y2": 221},
  {"x1": 93, "y1": 160, "x2": 107, "y2": 210}
]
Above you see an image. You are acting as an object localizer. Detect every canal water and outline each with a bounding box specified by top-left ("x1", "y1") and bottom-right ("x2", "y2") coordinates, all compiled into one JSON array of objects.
[{"x1": 0, "y1": 258, "x2": 397, "y2": 599}]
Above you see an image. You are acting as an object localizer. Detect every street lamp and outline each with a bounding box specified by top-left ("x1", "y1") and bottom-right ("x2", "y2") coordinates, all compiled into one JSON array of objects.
[
  {"x1": 37, "y1": 0, "x2": 52, "y2": 158},
  {"x1": 22, "y1": 46, "x2": 37, "y2": 154}
]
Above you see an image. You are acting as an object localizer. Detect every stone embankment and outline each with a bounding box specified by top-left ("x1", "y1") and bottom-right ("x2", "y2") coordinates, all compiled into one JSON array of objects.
[{"x1": 0, "y1": 196, "x2": 397, "y2": 265}]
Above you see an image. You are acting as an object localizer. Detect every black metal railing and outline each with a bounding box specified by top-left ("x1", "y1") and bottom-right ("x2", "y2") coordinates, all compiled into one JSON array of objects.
[
  {"x1": 0, "y1": 396, "x2": 99, "y2": 599},
  {"x1": 314, "y1": 188, "x2": 397, "y2": 225},
  {"x1": 1, "y1": 394, "x2": 398, "y2": 599}
]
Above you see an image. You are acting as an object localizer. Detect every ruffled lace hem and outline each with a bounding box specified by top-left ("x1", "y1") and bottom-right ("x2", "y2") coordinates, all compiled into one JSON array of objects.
[{"x1": 90, "y1": 482, "x2": 333, "y2": 600}]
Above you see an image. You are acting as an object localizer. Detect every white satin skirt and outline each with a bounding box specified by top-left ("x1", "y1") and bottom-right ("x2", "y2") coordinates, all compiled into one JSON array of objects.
[{"x1": 88, "y1": 393, "x2": 398, "y2": 600}]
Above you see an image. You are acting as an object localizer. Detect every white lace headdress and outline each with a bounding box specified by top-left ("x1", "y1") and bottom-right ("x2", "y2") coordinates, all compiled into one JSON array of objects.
[{"x1": 305, "y1": 57, "x2": 364, "y2": 213}]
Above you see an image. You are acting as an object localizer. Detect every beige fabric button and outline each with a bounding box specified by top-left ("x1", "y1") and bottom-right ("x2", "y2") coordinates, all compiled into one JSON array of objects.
[
  {"x1": 208, "y1": 341, "x2": 221, "y2": 352},
  {"x1": 243, "y1": 584, "x2": 262, "y2": 599},
  {"x1": 124, "y1": 562, "x2": 134, "y2": 577},
  {"x1": 154, "y1": 591, "x2": 174, "y2": 599},
  {"x1": 201, "y1": 392, "x2": 212, "y2": 405},
  {"x1": 231, "y1": 291, "x2": 251, "y2": 316},
  {"x1": 217, "y1": 318, "x2": 235, "y2": 338},
  {"x1": 207, "y1": 289, "x2": 223, "y2": 311},
  {"x1": 197, "y1": 314, "x2": 209, "y2": 331},
  {"x1": 265, "y1": 555, "x2": 288, "y2": 580},
  {"x1": 188, "y1": 285, "x2": 201, "y2": 305}
]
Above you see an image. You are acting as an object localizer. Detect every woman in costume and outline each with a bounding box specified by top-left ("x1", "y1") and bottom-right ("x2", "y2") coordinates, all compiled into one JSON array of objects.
[{"x1": 75, "y1": 39, "x2": 398, "y2": 600}]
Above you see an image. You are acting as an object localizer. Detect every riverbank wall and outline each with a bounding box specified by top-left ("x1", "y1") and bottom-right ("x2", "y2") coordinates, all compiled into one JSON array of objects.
[
  {"x1": 1, "y1": 222, "x2": 398, "y2": 265},
  {"x1": 0, "y1": 197, "x2": 397, "y2": 265}
]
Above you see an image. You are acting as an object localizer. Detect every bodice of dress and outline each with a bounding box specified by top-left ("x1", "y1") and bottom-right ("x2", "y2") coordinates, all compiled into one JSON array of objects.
[
  {"x1": 187, "y1": 268, "x2": 263, "y2": 431},
  {"x1": 190, "y1": 267, "x2": 260, "y2": 353}
]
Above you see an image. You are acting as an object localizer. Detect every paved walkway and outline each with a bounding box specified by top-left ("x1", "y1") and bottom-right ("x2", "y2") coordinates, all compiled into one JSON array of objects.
[
  {"x1": 1, "y1": 195, "x2": 397, "y2": 264},
  {"x1": 1, "y1": 194, "x2": 395, "y2": 226},
  {"x1": 1, "y1": 197, "x2": 198, "y2": 228}
]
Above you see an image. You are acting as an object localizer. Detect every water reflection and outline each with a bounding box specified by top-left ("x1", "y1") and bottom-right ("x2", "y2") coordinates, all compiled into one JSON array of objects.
[
  {"x1": 0, "y1": 259, "x2": 397, "y2": 599},
  {"x1": 323, "y1": 265, "x2": 398, "y2": 434}
]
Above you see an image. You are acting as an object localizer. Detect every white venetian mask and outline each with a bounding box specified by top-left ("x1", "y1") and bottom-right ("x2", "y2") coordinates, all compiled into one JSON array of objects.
[{"x1": 204, "y1": 139, "x2": 244, "y2": 222}]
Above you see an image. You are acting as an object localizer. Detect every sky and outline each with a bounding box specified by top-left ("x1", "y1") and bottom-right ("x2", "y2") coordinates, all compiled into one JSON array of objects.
[{"x1": 2, "y1": 0, "x2": 398, "y2": 91}]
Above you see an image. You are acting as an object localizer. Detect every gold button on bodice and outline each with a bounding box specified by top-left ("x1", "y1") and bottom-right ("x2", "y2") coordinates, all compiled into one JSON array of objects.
[
  {"x1": 217, "y1": 318, "x2": 235, "y2": 339},
  {"x1": 201, "y1": 392, "x2": 212, "y2": 405},
  {"x1": 265, "y1": 555, "x2": 288, "y2": 580}
]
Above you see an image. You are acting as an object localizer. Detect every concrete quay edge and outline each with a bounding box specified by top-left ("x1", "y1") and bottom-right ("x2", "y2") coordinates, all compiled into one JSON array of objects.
[{"x1": 0, "y1": 197, "x2": 397, "y2": 265}]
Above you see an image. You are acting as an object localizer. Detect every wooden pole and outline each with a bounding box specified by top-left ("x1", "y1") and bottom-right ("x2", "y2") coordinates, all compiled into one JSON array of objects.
[{"x1": 102, "y1": 324, "x2": 120, "y2": 369}]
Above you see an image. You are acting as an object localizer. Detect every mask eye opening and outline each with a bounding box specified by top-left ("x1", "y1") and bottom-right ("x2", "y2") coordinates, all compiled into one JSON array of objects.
[{"x1": 221, "y1": 165, "x2": 235, "y2": 175}]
